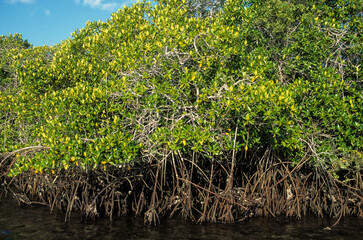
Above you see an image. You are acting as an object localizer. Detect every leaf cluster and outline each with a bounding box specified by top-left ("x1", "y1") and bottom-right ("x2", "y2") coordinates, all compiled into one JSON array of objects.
[{"x1": 1, "y1": 0, "x2": 362, "y2": 176}]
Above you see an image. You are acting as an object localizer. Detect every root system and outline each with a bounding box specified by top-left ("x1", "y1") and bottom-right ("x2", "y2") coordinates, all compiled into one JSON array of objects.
[{"x1": 1, "y1": 153, "x2": 362, "y2": 226}]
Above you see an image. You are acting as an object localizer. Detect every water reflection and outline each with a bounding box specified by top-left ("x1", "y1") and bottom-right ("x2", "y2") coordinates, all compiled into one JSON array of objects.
[{"x1": 0, "y1": 197, "x2": 362, "y2": 240}]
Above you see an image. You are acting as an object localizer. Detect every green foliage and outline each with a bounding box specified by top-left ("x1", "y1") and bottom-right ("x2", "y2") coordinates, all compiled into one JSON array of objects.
[
  {"x1": 0, "y1": 33, "x2": 32, "y2": 91},
  {"x1": 1, "y1": 0, "x2": 362, "y2": 176}
]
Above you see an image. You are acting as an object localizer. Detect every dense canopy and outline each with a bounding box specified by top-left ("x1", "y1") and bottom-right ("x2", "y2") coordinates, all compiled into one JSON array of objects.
[{"x1": 1, "y1": 0, "x2": 362, "y2": 181}]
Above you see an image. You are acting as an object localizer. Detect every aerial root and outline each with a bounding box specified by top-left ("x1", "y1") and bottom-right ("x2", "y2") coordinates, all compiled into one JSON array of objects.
[{"x1": 2, "y1": 158, "x2": 362, "y2": 225}]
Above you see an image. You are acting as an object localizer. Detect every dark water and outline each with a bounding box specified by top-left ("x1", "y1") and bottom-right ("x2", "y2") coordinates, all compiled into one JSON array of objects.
[{"x1": 0, "y1": 197, "x2": 362, "y2": 240}]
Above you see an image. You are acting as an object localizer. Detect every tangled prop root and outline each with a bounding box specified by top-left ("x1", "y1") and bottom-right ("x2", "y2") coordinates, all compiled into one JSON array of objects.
[{"x1": 1, "y1": 156, "x2": 362, "y2": 225}]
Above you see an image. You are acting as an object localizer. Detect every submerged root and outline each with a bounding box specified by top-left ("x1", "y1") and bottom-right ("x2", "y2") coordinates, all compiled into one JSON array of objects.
[{"x1": 144, "y1": 207, "x2": 159, "y2": 225}]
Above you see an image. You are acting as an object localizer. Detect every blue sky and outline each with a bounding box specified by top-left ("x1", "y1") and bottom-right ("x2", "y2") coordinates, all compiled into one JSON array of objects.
[{"x1": 0, "y1": 0, "x2": 138, "y2": 46}]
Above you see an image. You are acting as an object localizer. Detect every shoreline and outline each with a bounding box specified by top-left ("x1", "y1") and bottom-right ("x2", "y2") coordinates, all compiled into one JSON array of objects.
[{"x1": 1, "y1": 158, "x2": 362, "y2": 226}]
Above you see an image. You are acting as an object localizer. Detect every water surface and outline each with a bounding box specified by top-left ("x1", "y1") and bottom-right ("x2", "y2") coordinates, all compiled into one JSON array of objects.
[{"x1": 0, "y1": 197, "x2": 362, "y2": 240}]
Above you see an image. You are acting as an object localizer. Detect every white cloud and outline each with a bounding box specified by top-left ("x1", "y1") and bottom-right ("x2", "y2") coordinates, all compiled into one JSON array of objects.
[
  {"x1": 99, "y1": 2, "x2": 119, "y2": 11},
  {"x1": 7, "y1": 0, "x2": 35, "y2": 3},
  {"x1": 44, "y1": 9, "x2": 51, "y2": 16},
  {"x1": 76, "y1": 0, "x2": 123, "y2": 11}
]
